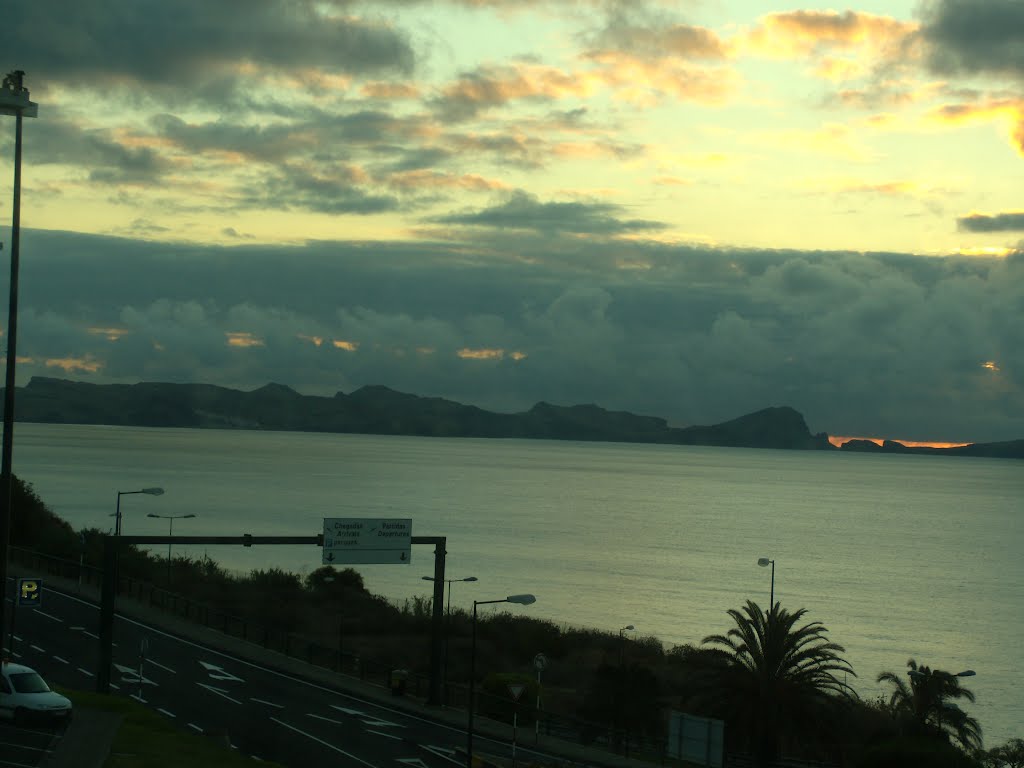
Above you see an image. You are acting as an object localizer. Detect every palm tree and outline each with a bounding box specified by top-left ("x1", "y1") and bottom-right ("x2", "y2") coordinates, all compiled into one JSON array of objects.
[
  {"x1": 877, "y1": 659, "x2": 982, "y2": 752},
  {"x1": 688, "y1": 601, "x2": 856, "y2": 766}
]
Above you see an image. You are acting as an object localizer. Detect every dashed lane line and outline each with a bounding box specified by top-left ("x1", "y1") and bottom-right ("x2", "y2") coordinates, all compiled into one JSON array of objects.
[
  {"x1": 187, "y1": 723, "x2": 203, "y2": 733},
  {"x1": 250, "y1": 698, "x2": 284, "y2": 709},
  {"x1": 367, "y1": 729, "x2": 402, "y2": 741},
  {"x1": 271, "y1": 718, "x2": 379, "y2": 768},
  {"x1": 305, "y1": 714, "x2": 344, "y2": 725},
  {"x1": 52, "y1": 656, "x2": 69, "y2": 664},
  {"x1": 77, "y1": 667, "x2": 95, "y2": 677},
  {"x1": 146, "y1": 659, "x2": 176, "y2": 674},
  {"x1": 29, "y1": 645, "x2": 45, "y2": 653},
  {"x1": 158, "y1": 708, "x2": 176, "y2": 718},
  {"x1": 35, "y1": 610, "x2": 63, "y2": 623}
]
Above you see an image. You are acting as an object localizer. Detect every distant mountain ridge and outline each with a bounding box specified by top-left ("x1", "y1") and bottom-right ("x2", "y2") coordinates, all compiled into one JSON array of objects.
[{"x1": 7, "y1": 377, "x2": 1023, "y2": 458}]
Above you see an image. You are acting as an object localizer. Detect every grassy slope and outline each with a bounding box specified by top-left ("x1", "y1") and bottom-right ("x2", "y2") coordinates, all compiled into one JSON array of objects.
[{"x1": 60, "y1": 688, "x2": 284, "y2": 768}]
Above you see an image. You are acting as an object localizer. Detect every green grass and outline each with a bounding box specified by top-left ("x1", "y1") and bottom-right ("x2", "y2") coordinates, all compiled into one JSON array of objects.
[{"x1": 60, "y1": 688, "x2": 284, "y2": 768}]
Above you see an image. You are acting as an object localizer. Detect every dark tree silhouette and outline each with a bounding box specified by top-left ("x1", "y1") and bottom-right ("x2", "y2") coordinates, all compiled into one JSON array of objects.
[
  {"x1": 877, "y1": 659, "x2": 982, "y2": 752},
  {"x1": 688, "y1": 600, "x2": 856, "y2": 766}
]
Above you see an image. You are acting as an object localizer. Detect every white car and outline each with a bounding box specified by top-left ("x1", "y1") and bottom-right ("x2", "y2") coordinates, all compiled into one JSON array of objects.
[{"x1": 0, "y1": 662, "x2": 73, "y2": 727}]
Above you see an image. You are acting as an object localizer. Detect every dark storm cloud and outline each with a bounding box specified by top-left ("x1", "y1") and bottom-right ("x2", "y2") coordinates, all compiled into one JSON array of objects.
[
  {"x1": 919, "y1": 0, "x2": 1024, "y2": 78},
  {"x1": 150, "y1": 115, "x2": 307, "y2": 164},
  {"x1": 958, "y1": 211, "x2": 1024, "y2": 232},
  {"x1": 26, "y1": 118, "x2": 170, "y2": 185},
  {"x1": 9, "y1": 228, "x2": 1024, "y2": 444},
  {"x1": 2, "y1": 0, "x2": 413, "y2": 95},
  {"x1": 251, "y1": 165, "x2": 401, "y2": 215},
  {"x1": 432, "y1": 191, "x2": 666, "y2": 235}
]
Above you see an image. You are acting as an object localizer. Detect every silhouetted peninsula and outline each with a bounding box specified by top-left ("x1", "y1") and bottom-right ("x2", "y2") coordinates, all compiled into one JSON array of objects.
[{"x1": 7, "y1": 377, "x2": 1023, "y2": 457}]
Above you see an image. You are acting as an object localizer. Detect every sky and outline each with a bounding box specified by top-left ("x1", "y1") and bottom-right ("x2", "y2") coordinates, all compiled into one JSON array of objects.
[{"x1": 0, "y1": 0, "x2": 1022, "y2": 444}]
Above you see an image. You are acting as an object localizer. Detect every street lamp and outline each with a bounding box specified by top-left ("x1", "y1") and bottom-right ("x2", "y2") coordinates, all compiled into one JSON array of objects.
[
  {"x1": 113, "y1": 487, "x2": 164, "y2": 535},
  {"x1": 422, "y1": 575, "x2": 478, "y2": 703},
  {"x1": 618, "y1": 624, "x2": 635, "y2": 665},
  {"x1": 147, "y1": 512, "x2": 196, "y2": 584},
  {"x1": 757, "y1": 557, "x2": 775, "y2": 608},
  {"x1": 467, "y1": 593, "x2": 536, "y2": 768},
  {"x1": 0, "y1": 70, "x2": 38, "y2": 667}
]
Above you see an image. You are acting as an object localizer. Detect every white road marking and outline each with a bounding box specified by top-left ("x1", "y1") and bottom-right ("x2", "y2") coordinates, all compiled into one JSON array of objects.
[
  {"x1": 367, "y1": 729, "x2": 401, "y2": 741},
  {"x1": 29, "y1": 644, "x2": 45, "y2": 653},
  {"x1": 363, "y1": 718, "x2": 403, "y2": 728},
  {"x1": 397, "y1": 759, "x2": 431, "y2": 768},
  {"x1": 40, "y1": 587, "x2": 495, "y2": 752},
  {"x1": 129, "y1": 693, "x2": 147, "y2": 704},
  {"x1": 305, "y1": 714, "x2": 343, "y2": 725},
  {"x1": 199, "y1": 660, "x2": 244, "y2": 682},
  {"x1": 197, "y1": 682, "x2": 243, "y2": 705},
  {"x1": 52, "y1": 656, "x2": 69, "y2": 664},
  {"x1": 250, "y1": 697, "x2": 284, "y2": 709},
  {"x1": 158, "y1": 708, "x2": 176, "y2": 718},
  {"x1": 187, "y1": 723, "x2": 203, "y2": 733},
  {"x1": 423, "y1": 745, "x2": 460, "y2": 763},
  {"x1": 35, "y1": 610, "x2": 63, "y2": 623},
  {"x1": 147, "y1": 659, "x2": 176, "y2": 674},
  {"x1": 271, "y1": 718, "x2": 378, "y2": 768},
  {"x1": 77, "y1": 667, "x2": 95, "y2": 677},
  {"x1": 330, "y1": 705, "x2": 365, "y2": 716},
  {"x1": 113, "y1": 663, "x2": 158, "y2": 686},
  {"x1": 110, "y1": 683, "x2": 120, "y2": 690}
]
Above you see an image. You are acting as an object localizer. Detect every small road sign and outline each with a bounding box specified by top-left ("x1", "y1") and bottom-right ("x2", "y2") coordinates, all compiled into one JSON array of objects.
[
  {"x1": 507, "y1": 683, "x2": 526, "y2": 701},
  {"x1": 322, "y1": 518, "x2": 412, "y2": 565},
  {"x1": 17, "y1": 578, "x2": 41, "y2": 607}
]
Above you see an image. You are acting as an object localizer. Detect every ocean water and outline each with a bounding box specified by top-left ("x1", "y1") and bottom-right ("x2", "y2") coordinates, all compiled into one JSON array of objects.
[{"x1": 11, "y1": 423, "x2": 1024, "y2": 746}]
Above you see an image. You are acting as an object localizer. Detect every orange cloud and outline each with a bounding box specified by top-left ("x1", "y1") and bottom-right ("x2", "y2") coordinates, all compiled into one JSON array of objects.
[
  {"x1": 332, "y1": 340, "x2": 358, "y2": 351},
  {"x1": 298, "y1": 334, "x2": 324, "y2": 347},
  {"x1": 456, "y1": 348, "x2": 527, "y2": 361},
  {"x1": 439, "y1": 63, "x2": 600, "y2": 113},
  {"x1": 982, "y1": 361, "x2": 1000, "y2": 371},
  {"x1": 387, "y1": 170, "x2": 509, "y2": 193},
  {"x1": 586, "y1": 52, "x2": 735, "y2": 106},
  {"x1": 88, "y1": 326, "x2": 130, "y2": 341},
  {"x1": 45, "y1": 356, "x2": 102, "y2": 373},
  {"x1": 361, "y1": 81, "x2": 421, "y2": 100},
  {"x1": 226, "y1": 332, "x2": 264, "y2": 348},
  {"x1": 927, "y1": 98, "x2": 1024, "y2": 155},
  {"x1": 457, "y1": 348, "x2": 504, "y2": 360},
  {"x1": 742, "y1": 11, "x2": 917, "y2": 81},
  {"x1": 746, "y1": 11, "x2": 916, "y2": 56}
]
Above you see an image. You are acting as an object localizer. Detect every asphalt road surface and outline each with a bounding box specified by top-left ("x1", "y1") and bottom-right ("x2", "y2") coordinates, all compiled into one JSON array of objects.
[
  {"x1": 0, "y1": 720, "x2": 65, "y2": 768},
  {"x1": 3, "y1": 583, "x2": 560, "y2": 768}
]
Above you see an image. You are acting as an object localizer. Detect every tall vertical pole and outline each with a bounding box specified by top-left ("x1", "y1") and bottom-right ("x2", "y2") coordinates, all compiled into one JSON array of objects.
[
  {"x1": 97, "y1": 535, "x2": 117, "y2": 693},
  {"x1": 427, "y1": 537, "x2": 446, "y2": 706},
  {"x1": 467, "y1": 601, "x2": 478, "y2": 768},
  {"x1": 769, "y1": 561, "x2": 775, "y2": 609},
  {"x1": 0, "y1": 96, "x2": 26, "y2": 650}
]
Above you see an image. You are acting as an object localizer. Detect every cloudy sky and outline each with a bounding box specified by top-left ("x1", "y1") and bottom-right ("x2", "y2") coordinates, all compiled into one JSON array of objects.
[{"x1": 0, "y1": 0, "x2": 1022, "y2": 444}]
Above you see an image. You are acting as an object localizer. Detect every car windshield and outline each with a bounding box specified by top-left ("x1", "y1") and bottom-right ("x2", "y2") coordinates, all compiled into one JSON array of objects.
[{"x1": 9, "y1": 673, "x2": 51, "y2": 694}]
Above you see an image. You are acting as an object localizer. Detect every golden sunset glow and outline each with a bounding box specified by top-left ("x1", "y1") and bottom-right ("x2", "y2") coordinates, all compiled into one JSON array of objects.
[
  {"x1": 332, "y1": 340, "x2": 359, "y2": 352},
  {"x1": 226, "y1": 333, "x2": 265, "y2": 348}
]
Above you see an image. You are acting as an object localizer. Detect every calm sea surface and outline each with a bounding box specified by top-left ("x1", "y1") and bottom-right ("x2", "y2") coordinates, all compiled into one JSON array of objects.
[{"x1": 11, "y1": 423, "x2": 1023, "y2": 746}]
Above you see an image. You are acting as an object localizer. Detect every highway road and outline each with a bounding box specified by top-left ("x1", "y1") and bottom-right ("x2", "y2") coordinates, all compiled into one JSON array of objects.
[{"x1": 2, "y1": 581, "x2": 562, "y2": 768}]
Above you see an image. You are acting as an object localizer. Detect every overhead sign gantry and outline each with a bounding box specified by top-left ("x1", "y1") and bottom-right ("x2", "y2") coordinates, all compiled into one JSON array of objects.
[{"x1": 96, "y1": 531, "x2": 447, "y2": 704}]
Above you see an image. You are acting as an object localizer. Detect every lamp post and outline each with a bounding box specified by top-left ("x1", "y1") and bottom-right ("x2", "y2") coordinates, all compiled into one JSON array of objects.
[
  {"x1": 423, "y1": 575, "x2": 477, "y2": 704},
  {"x1": 757, "y1": 557, "x2": 775, "y2": 608},
  {"x1": 615, "y1": 624, "x2": 635, "y2": 754},
  {"x1": 0, "y1": 70, "x2": 37, "y2": 662},
  {"x1": 113, "y1": 487, "x2": 164, "y2": 535},
  {"x1": 617, "y1": 624, "x2": 634, "y2": 666},
  {"x1": 467, "y1": 593, "x2": 536, "y2": 768},
  {"x1": 147, "y1": 512, "x2": 196, "y2": 584}
]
